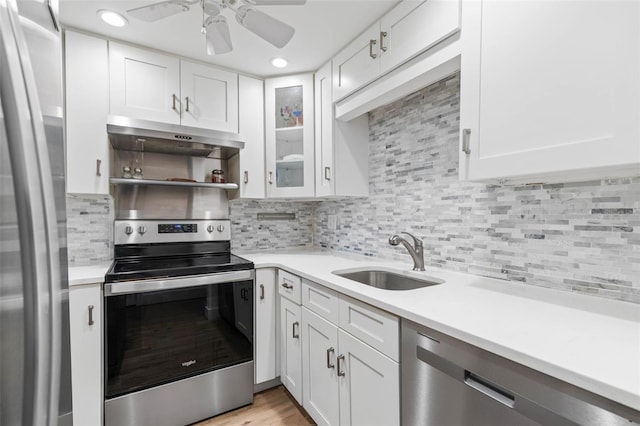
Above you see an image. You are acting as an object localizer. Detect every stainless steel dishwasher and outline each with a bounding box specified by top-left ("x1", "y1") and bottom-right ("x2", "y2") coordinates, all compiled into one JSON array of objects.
[{"x1": 401, "y1": 319, "x2": 640, "y2": 426}]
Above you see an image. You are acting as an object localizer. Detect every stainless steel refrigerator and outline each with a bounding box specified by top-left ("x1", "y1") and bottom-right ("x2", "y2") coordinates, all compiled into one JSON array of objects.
[{"x1": 0, "y1": 0, "x2": 73, "y2": 424}]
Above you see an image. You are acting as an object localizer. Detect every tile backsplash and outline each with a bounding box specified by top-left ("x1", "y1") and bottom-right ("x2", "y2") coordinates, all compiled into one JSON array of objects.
[
  {"x1": 66, "y1": 194, "x2": 113, "y2": 265},
  {"x1": 315, "y1": 72, "x2": 640, "y2": 304},
  {"x1": 65, "y1": 73, "x2": 639, "y2": 303}
]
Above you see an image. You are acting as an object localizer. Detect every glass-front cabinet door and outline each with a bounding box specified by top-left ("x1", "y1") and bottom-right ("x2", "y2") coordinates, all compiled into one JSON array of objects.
[{"x1": 265, "y1": 74, "x2": 315, "y2": 197}]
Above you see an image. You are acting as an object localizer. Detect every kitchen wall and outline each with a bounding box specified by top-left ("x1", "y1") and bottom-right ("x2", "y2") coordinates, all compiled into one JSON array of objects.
[
  {"x1": 66, "y1": 194, "x2": 113, "y2": 265},
  {"x1": 315, "y1": 73, "x2": 640, "y2": 304}
]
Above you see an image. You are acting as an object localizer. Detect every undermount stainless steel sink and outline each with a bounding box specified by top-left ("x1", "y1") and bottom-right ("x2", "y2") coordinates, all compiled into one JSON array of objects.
[{"x1": 332, "y1": 268, "x2": 444, "y2": 291}]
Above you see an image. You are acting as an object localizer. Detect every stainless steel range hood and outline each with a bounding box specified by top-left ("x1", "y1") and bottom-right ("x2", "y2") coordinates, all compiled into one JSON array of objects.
[{"x1": 106, "y1": 115, "x2": 245, "y2": 159}]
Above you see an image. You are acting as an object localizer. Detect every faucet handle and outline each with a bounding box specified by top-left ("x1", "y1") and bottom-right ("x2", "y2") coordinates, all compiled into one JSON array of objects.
[{"x1": 401, "y1": 231, "x2": 423, "y2": 247}]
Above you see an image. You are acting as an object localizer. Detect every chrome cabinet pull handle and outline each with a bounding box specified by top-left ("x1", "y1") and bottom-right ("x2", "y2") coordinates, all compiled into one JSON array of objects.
[
  {"x1": 326, "y1": 347, "x2": 335, "y2": 369},
  {"x1": 324, "y1": 166, "x2": 331, "y2": 181},
  {"x1": 244, "y1": 171, "x2": 249, "y2": 184},
  {"x1": 369, "y1": 39, "x2": 377, "y2": 59},
  {"x1": 462, "y1": 128, "x2": 471, "y2": 154},
  {"x1": 260, "y1": 284, "x2": 265, "y2": 300},
  {"x1": 268, "y1": 171, "x2": 273, "y2": 184},
  {"x1": 88, "y1": 305, "x2": 94, "y2": 326},
  {"x1": 96, "y1": 159, "x2": 102, "y2": 177},
  {"x1": 337, "y1": 354, "x2": 345, "y2": 376},
  {"x1": 185, "y1": 96, "x2": 190, "y2": 112},
  {"x1": 172, "y1": 94, "x2": 178, "y2": 112},
  {"x1": 281, "y1": 282, "x2": 293, "y2": 290},
  {"x1": 380, "y1": 31, "x2": 388, "y2": 52},
  {"x1": 292, "y1": 321, "x2": 300, "y2": 339}
]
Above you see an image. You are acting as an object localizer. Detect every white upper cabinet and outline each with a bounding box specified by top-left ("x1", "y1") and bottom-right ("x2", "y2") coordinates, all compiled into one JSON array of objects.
[
  {"x1": 379, "y1": 0, "x2": 460, "y2": 73},
  {"x1": 180, "y1": 60, "x2": 238, "y2": 132},
  {"x1": 109, "y1": 43, "x2": 181, "y2": 124},
  {"x1": 265, "y1": 74, "x2": 315, "y2": 198},
  {"x1": 315, "y1": 61, "x2": 369, "y2": 198},
  {"x1": 333, "y1": 0, "x2": 461, "y2": 102},
  {"x1": 332, "y1": 25, "x2": 382, "y2": 101},
  {"x1": 230, "y1": 75, "x2": 265, "y2": 199},
  {"x1": 64, "y1": 31, "x2": 110, "y2": 194},
  {"x1": 459, "y1": 0, "x2": 640, "y2": 184},
  {"x1": 109, "y1": 42, "x2": 239, "y2": 132}
]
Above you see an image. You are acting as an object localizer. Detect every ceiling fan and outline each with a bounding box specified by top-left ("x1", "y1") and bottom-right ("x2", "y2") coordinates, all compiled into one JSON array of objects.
[{"x1": 127, "y1": 0, "x2": 306, "y2": 55}]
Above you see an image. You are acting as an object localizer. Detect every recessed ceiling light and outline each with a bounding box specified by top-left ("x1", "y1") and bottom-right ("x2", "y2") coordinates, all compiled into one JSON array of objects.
[
  {"x1": 98, "y1": 10, "x2": 128, "y2": 27},
  {"x1": 271, "y1": 57, "x2": 288, "y2": 68}
]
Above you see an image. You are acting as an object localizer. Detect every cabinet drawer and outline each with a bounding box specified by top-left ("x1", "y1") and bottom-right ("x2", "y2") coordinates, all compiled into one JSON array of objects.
[
  {"x1": 339, "y1": 296, "x2": 399, "y2": 361},
  {"x1": 278, "y1": 270, "x2": 301, "y2": 304},
  {"x1": 302, "y1": 279, "x2": 340, "y2": 325}
]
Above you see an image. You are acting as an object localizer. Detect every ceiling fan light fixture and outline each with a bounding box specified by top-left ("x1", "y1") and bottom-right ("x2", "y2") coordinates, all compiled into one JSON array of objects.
[
  {"x1": 98, "y1": 9, "x2": 128, "y2": 27},
  {"x1": 271, "y1": 57, "x2": 287, "y2": 68},
  {"x1": 206, "y1": 15, "x2": 233, "y2": 55},
  {"x1": 235, "y1": 5, "x2": 294, "y2": 48}
]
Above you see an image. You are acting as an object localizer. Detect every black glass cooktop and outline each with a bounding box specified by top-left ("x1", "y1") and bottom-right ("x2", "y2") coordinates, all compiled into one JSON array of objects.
[{"x1": 105, "y1": 242, "x2": 253, "y2": 283}]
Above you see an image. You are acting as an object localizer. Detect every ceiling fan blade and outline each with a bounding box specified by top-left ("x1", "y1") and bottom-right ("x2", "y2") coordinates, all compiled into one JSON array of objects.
[
  {"x1": 206, "y1": 16, "x2": 233, "y2": 55},
  {"x1": 251, "y1": 0, "x2": 306, "y2": 5},
  {"x1": 127, "y1": 0, "x2": 193, "y2": 22},
  {"x1": 236, "y1": 6, "x2": 295, "y2": 48}
]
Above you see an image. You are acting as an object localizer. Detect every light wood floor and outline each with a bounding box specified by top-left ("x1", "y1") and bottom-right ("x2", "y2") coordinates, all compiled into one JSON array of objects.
[{"x1": 194, "y1": 386, "x2": 315, "y2": 426}]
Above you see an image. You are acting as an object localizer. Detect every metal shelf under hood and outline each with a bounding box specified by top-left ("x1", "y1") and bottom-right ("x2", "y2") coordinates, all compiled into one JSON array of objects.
[{"x1": 110, "y1": 178, "x2": 238, "y2": 190}]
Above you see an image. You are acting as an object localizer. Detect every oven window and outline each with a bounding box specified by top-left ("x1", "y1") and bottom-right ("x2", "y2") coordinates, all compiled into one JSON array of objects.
[{"x1": 105, "y1": 280, "x2": 253, "y2": 399}]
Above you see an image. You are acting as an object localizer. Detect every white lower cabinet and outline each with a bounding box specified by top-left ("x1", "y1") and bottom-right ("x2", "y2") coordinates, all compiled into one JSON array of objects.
[
  {"x1": 69, "y1": 283, "x2": 102, "y2": 426},
  {"x1": 295, "y1": 278, "x2": 400, "y2": 426},
  {"x1": 302, "y1": 308, "x2": 339, "y2": 426},
  {"x1": 280, "y1": 295, "x2": 303, "y2": 403},
  {"x1": 337, "y1": 329, "x2": 399, "y2": 426},
  {"x1": 255, "y1": 268, "x2": 277, "y2": 385}
]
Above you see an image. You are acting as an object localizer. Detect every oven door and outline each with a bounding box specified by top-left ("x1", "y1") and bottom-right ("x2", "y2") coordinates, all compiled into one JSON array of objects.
[{"x1": 104, "y1": 270, "x2": 254, "y2": 399}]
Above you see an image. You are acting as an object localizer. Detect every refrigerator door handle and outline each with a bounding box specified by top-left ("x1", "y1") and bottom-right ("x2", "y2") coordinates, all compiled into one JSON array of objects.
[{"x1": 0, "y1": 1, "x2": 62, "y2": 424}]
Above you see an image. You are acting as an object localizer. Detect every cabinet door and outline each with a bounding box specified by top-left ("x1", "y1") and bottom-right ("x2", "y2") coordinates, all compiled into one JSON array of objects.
[
  {"x1": 255, "y1": 269, "x2": 276, "y2": 384},
  {"x1": 315, "y1": 61, "x2": 334, "y2": 197},
  {"x1": 180, "y1": 60, "x2": 238, "y2": 132},
  {"x1": 332, "y1": 25, "x2": 381, "y2": 101},
  {"x1": 234, "y1": 75, "x2": 265, "y2": 199},
  {"x1": 338, "y1": 330, "x2": 400, "y2": 426},
  {"x1": 69, "y1": 284, "x2": 102, "y2": 426},
  {"x1": 379, "y1": 0, "x2": 461, "y2": 73},
  {"x1": 460, "y1": 1, "x2": 640, "y2": 183},
  {"x1": 280, "y1": 296, "x2": 303, "y2": 403},
  {"x1": 265, "y1": 74, "x2": 315, "y2": 198},
  {"x1": 109, "y1": 42, "x2": 180, "y2": 123},
  {"x1": 302, "y1": 308, "x2": 339, "y2": 426},
  {"x1": 64, "y1": 31, "x2": 110, "y2": 194}
]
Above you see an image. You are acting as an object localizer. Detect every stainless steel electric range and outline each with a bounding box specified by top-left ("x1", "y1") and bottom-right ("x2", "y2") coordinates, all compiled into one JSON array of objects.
[{"x1": 104, "y1": 219, "x2": 254, "y2": 426}]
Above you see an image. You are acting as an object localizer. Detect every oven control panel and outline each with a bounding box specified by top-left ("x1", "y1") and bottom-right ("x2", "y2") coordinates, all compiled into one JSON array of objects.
[
  {"x1": 158, "y1": 223, "x2": 198, "y2": 233},
  {"x1": 114, "y1": 220, "x2": 230, "y2": 245}
]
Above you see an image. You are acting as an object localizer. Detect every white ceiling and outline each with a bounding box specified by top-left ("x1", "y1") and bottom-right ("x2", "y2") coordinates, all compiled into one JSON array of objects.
[{"x1": 59, "y1": 0, "x2": 400, "y2": 77}]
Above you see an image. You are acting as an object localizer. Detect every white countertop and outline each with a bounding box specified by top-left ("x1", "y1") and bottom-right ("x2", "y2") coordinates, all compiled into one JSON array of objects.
[
  {"x1": 240, "y1": 249, "x2": 640, "y2": 412},
  {"x1": 68, "y1": 262, "x2": 111, "y2": 287}
]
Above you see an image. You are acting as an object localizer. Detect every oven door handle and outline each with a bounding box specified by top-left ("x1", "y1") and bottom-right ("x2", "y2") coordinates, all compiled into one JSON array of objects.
[{"x1": 104, "y1": 270, "x2": 255, "y2": 296}]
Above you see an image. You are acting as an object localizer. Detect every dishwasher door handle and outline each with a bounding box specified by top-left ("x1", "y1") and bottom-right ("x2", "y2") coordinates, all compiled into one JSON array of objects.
[{"x1": 464, "y1": 372, "x2": 516, "y2": 408}]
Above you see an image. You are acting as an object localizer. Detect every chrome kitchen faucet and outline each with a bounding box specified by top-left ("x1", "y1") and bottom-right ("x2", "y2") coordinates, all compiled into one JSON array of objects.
[{"x1": 389, "y1": 232, "x2": 425, "y2": 271}]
